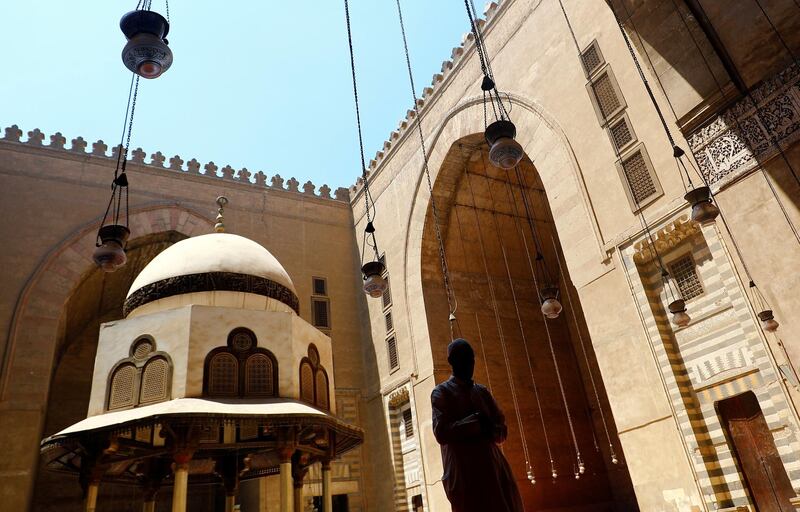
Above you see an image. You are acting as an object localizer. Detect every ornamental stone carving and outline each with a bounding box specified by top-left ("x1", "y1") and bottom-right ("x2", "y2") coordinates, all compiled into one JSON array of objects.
[
  {"x1": 688, "y1": 63, "x2": 800, "y2": 188},
  {"x1": 632, "y1": 215, "x2": 701, "y2": 264}
]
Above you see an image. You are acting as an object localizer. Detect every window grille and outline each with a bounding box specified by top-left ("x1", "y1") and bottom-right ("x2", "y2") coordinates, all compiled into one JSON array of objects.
[
  {"x1": 313, "y1": 277, "x2": 327, "y2": 296},
  {"x1": 245, "y1": 353, "x2": 274, "y2": 396},
  {"x1": 387, "y1": 335, "x2": 399, "y2": 370},
  {"x1": 621, "y1": 149, "x2": 658, "y2": 205},
  {"x1": 312, "y1": 298, "x2": 330, "y2": 328},
  {"x1": 109, "y1": 364, "x2": 137, "y2": 410},
  {"x1": 385, "y1": 311, "x2": 394, "y2": 333},
  {"x1": 139, "y1": 357, "x2": 169, "y2": 404},
  {"x1": 403, "y1": 408, "x2": 414, "y2": 438},
  {"x1": 581, "y1": 42, "x2": 604, "y2": 76},
  {"x1": 670, "y1": 255, "x2": 704, "y2": 301},
  {"x1": 133, "y1": 338, "x2": 153, "y2": 359},
  {"x1": 592, "y1": 72, "x2": 622, "y2": 119},
  {"x1": 230, "y1": 329, "x2": 255, "y2": 352},
  {"x1": 300, "y1": 362, "x2": 315, "y2": 403},
  {"x1": 315, "y1": 371, "x2": 329, "y2": 410},
  {"x1": 609, "y1": 116, "x2": 635, "y2": 152},
  {"x1": 382, "y1": 278, "x2": 392, "y2": 309},
  {"x1": 208, "y1": 353, "x2": 238, "y2": 396}
]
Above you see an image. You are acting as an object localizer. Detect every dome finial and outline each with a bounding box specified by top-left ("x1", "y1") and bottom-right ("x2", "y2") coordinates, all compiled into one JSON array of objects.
[{"x1": 214, "y1": 196, "x2": 229, "y2": 233}]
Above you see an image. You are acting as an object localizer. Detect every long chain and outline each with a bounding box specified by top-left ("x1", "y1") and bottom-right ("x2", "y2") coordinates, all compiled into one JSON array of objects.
[
  {"x1": 344, "y1": 0, "x2": 379, "y2": 260},
  {"x1": 394, "y1": 0, "x2": 457, "y2": 332}
]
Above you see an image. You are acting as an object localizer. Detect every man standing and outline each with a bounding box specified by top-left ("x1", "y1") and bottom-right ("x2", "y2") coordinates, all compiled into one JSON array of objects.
[{"x1": 431, "y1": 338, "x2": 524, "y2": 512}]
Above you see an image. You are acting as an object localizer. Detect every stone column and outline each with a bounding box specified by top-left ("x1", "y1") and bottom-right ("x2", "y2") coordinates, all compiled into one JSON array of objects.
[
  {"x1": 279, "y1": 448, "x2": 295, "y2": 512},
  {"x1": 171, "y1": 451, "x2": 193, "y2": 512},
  {"x1": 84, "y1": 481, "x2": 100, "y2": 512},
  {"x1": 322, "y1": 459, "x2": 333, "y2": 512}
]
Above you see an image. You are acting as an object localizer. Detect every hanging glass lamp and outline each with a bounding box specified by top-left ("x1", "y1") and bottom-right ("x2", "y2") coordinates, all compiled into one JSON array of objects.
[
  {"x1": 668, "y1": 299, "x2": 691, "y2": 327},
  {"x1": 539, "y1": 286, "x2": 563, "y2": 319},
  {"x1": 758, "y1": 310, "x2": 779, "y2": 333},
  {"x1": 361, "y1": 261, "x2": 387, "y2": 298},
  {"x1": 120, "y1": 10, "x2": 173, "y2": 79},
  {"x1": 684, "y1": 186, "x2": 719, "y2": 225},
  {"x1": 93, "y1": 224, "x2": 131, "y2": 272},
  {"x1": 485, "y1": 120, "x2": 524, "y2": 170}
]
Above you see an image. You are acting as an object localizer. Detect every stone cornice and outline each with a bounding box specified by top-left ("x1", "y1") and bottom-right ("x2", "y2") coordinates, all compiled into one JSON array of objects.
[
  {"x1": 632, "y1": 215, "x2": 701, "y2": 264},
  {"x1": 0, "y1": 126, "x2": 350, "y2": 203}
]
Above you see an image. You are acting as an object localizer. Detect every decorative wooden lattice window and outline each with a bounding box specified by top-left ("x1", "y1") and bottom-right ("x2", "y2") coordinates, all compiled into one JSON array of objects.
[
  {"x1": 140, "y1": 357, "x2": 169, "y2": 404},
  {"x1": 204, "y1": 328, "x2": 278, "y2": 398},
  {"x1": 670, "y1": 254, "x2": 704, "y2": 301},
  {"x1": 107, "y1": 337, "x2": 172, "y2": 411},
  {"x1": 299, "y1": 344, "x2": 331, "y2": 411},
  {"x1": 402, "y1": 408, "x2": 414, "y2": 438},
  {"x1": 109, "y1": 363, "x2": 137, "y2": 410},
  {"x1": 609, "y1": 114, "x2": 636, "y2": 153},
  {"x1": 580, "y1": 41, "x2": 604, "y2": 76},
  {"x1": 245, "y1": 353, "x2": 275, "y2": 396},
  {"x1": 617, "y1": 145, "x2": 662, "y2": 210},
  {"x1": 387, "y1": 335, "x2": 399, "y2": 370},
  {"x1": 592, "y1": 72, "x2": 622, "y2": 118},
  {"x1": 312, "y1": 298, "x2": 331, "y2": 329},
  {"x1": 382, "y1": 277, "x2": 392, "y2": 309},
  {"x1": 208, "y1": 353, "x2": 238, "y2": 396},
  {"x1": 313, "y1": 277, "x2": 327, "y2": 296},
  {"x1": 315, "y1": 370, "x2": 329, "y2": 410},
  {"x1": 385, "y1": 311, "x2": 394, "y2": 333}
]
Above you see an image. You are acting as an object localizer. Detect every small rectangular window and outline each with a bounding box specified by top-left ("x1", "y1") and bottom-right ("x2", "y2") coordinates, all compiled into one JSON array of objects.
[
  {"x1": 670, "y1": 254, "x2": 704, "y2": 301},
  {"x1": 608, "y1": 114, "x2": 636, "y2": 153},
  {"x1": 385, "y1": 311, "x2": 394, "y2": 333},
  {"x1": 382, "y1": 278, "x2": 392, "y2": 309},
  {"x1": 615, "y1": 144, "x2": 662, "y2": 211},
  {"x1": 312, "y1": 298, "x2": 330, "y2": 328},
  {"x1": 312, "y1": 277, "x2": 327, "y2": 296},
  {"x1": 403, "y1": 408, "x2": 414, "y2": 438},
  {"x1": 387, "y1": 335, "x2": 399, "y2": 370},
  {"x1": 412, "y1": 495, "x2": 424, "y2": 512},
  {"x1": 587, "y1": 67, "x2": 626, "y2": 125},
  {"x1": 580, "y1": 40, "x2": 605, "y2": 77}
]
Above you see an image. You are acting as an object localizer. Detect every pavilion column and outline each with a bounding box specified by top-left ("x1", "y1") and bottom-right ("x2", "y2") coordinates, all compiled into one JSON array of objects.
[
  {"x1": 84, "y1": 481, "x2": 100, "y2": 512},
  {"x1": 142, "y1": 500, "x2": 156, "y2": 512},
  {"x1": 221, "y1": 455, "x2": 240, "y2": 512},
  {"x1": 321, "y1": 459, "x2": 333, "y2": 512},
  {"x1": 279, "y1": 447, "x2": 295, "y2": 512},
  {"x1": 171, "y1": 451, "x2": 193, "y2": 512},
  {"x1": 291, "y1": 451, "x2": 309, "y2": 512},
  {"x1": 142, "y1": 457, "x2": 169, "y2": 512}
]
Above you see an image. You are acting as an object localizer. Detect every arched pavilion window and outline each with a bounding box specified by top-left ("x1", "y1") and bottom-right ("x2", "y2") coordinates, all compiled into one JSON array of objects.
[
  {"x1": 106, "y1": 336, "x2": 173, "y2": 411},
  {"x1": 298, "y1": 344, "x2": 330, "y2": 411},
  {"x1": 203, "y1": 327, "x2": 279, "y2": 398}
]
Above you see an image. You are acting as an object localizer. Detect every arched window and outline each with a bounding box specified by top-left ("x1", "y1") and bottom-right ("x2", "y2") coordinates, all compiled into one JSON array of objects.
[
  {"x1": 245, "y1": 353, "x2": 276, "y2": 396},
  {"x1": 109, "y1": 363, "x2": 137, "y2": 410},
  {"x1": 140, "y1": 357, "x2": 170, "y2": 404},
  {"x1": 299, "y1": 344, "x2": 331, "y2": 411},
  {"x1": 203, "y1": 328, "x2": 279, "y2": 398},
  {"x1": 300, "y1": 361, "x2": 315, "y2": 403},
  {"x1": 208, "y1": 352, "x2": 238, "y2": 396},
  {"x1": 315, "y1": 369, "x2": 329, "y2": 410},
  {"x1": 106, "y1": 337, "x2": 172, "y2": 411}
]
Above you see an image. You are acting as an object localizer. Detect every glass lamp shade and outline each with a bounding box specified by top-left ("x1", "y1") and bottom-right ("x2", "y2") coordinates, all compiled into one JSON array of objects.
[
  {"x1": 540, "y1": 286, "x2": 563, "y2": 319},
  {"x1": 758, "y1": 310, "x2": 779, "y2": 333},
  {"x1": 668, "y1": 299, "x2": 691, "y2": 327},
  {"x1": 684, "y1": 186, "x2": 719, "y2": 225},
  {"x1": 93, "y1": 224, "x2": 130, "y2": 272},
  {"x1": 611, "y1": 454, "x2": 619, "y2": 464},
  {"x1": 361, "y1": 261, "x2": 388, "y2": 298},
  {"x1": 551, "y1": 469, "x2": 558, "y2": 479},
  {"x1": 485, "y1": 120, "x2": 524, "y2": 169}
]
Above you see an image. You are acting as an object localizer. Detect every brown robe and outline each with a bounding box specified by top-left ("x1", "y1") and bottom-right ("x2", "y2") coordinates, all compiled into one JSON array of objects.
[{"x1": 431, "y1": 376, "x2": 524, "y2": 512}]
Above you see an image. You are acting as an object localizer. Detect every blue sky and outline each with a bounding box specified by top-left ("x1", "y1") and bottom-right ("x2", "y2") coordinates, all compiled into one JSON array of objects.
[{"x1": 0, "y1": 1, "x2": 471, "y2": 190}]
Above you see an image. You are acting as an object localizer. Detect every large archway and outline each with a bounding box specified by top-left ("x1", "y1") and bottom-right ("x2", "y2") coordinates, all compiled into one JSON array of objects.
[
  {"x1": 421, "y1": 134, "x2": 638, "y2": 510},
  {"x1": 0, "y1": 205, "x2": 214, "y2": 511}
]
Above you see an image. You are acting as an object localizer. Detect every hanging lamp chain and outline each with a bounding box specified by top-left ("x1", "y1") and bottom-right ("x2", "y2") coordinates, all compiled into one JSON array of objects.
[
  {"x1": 344, "y1": 0, "x2": 380, "y2": 261},
  {"x1": 395, "y1": 0, "x2": 457, "y2": 327}
]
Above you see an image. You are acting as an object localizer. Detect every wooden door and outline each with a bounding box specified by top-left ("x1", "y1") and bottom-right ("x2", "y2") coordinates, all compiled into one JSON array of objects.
[{"x1": 718, "y1": 392, "x2": 796, "y2": 511}]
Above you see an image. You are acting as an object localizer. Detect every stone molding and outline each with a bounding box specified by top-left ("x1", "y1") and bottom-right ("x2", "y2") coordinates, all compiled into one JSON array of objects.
[
  {"x1": 387, "y1": 387, "x2": 410, "y2": 408},
  {"x1": 688, "y1": 63, "x2": 800, "y2": 189},
  {"x1": 0, "y1": 126, "x2": 350, "y2": 203},
  {"x1": 632, "y1": 214, "x2": 701, "y2": 264}
]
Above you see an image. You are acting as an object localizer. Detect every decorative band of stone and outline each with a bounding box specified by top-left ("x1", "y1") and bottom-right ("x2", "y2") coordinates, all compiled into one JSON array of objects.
[{"x1": 123, "y1": 271, "x2": 300, "y2": 316}]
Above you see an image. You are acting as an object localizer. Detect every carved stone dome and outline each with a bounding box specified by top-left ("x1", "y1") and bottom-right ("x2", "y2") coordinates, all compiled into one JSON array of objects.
[{"x1": 124, "y1": 233, "x2": 298, "y2": 315}]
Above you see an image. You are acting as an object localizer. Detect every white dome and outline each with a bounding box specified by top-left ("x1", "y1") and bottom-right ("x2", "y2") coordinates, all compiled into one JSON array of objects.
[{"x1": 127, "y1": 233, "x2": 297, "y2": 300}]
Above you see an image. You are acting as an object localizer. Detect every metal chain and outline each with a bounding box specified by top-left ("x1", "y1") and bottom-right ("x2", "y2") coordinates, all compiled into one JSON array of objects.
[
  {"x1": 394, "y1": 0, "x2": 457, "y2": 328},
  {"x1": 344, "y1": 0, "x2": 379, "y2": 260}
]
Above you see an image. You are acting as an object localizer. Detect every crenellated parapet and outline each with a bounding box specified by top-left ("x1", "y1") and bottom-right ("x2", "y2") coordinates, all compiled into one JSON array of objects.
[
  {"x1": 1, "y1": 124, "x2": 351, "y2": 203},
  {"x1": 348, "y1": 1, "x2": 503, "y2": 199}
]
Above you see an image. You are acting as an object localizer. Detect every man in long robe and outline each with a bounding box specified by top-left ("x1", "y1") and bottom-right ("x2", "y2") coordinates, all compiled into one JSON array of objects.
[{"x1": 431, "y1": 338, "x2": 524, "y2": 512}]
